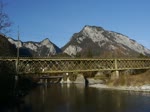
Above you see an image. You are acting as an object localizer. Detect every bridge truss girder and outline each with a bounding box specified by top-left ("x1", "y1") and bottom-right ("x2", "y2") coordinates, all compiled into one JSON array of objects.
[{"x1": 1, "y1": 58, "x2": 150, "y2": 74}]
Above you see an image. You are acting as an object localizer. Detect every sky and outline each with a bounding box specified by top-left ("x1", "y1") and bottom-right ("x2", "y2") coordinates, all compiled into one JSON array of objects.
[{"x1": 2, "y1": 0, "x2": 150, "y2": 48}]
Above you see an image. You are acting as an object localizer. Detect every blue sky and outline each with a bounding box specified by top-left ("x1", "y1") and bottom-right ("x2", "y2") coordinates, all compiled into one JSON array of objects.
[{"x1": 3, "y1": 0, "x2": 150, "y2": 48}]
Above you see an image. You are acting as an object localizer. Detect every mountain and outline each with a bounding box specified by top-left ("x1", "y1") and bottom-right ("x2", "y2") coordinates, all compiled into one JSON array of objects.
[
  {"x1": 2, "y1": 25, "x2": 150, "y2": 58},
  {"x1": 62, "y1": 25, "x2": 150, "y2": 57},
  {"x1": 8, "y1": 38, "x2": 62, "y2": 57},
  {"x1": 0, "y1": 34, "x2": 16, "y2": 56}
]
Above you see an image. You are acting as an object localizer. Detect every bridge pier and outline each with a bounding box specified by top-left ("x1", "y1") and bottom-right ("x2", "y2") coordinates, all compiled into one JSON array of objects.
[
  {"x1": 39, "y1": 79, "x2": 43, "y2": 84},
  {"x1": 60, "y1": 73, "x2": 71, "y2": 83},
  {"x1": 39, "y1": 79, "x2": 47, "y2": 84},
  {"x1": 111, "y1": 59, "x2": 119, "y2": 80},
  {"x1": 111, "y1": 70, "x2": 119, "y2": 80},
  {"x1": 45, "y1": 79, "x2": 47, "y2": 84}
]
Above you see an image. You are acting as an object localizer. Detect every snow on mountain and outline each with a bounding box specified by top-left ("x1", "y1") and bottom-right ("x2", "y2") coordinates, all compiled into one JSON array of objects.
[{"x1": 62, "y1": 25, "x2": 150, "y2": 57}]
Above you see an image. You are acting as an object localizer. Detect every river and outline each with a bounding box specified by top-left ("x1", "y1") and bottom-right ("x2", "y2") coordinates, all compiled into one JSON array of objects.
[{"x1": 4, "y1": 84, "x2": 150, "y2": 112}]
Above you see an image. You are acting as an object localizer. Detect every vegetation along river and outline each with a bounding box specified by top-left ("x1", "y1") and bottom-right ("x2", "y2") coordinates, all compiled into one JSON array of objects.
[{"x1": 3, "y1": 84, "x2": 150, "y2": 112}]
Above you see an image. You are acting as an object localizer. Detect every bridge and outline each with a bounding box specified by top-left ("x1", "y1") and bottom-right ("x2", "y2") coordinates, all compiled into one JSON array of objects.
[{"x1": 0, "y1": 57, "x2": 150, "y2": 76}]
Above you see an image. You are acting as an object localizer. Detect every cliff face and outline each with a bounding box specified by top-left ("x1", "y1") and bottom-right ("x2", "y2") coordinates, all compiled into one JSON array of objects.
[
  {"x1": 8, "y1": 38, "x2": 62, "y2": 57},
  {"x1": 62, "y1": 25, "x2": 150, "y2": 57},
  {"x1": 1, "y1": 25, "x2": 150, "y2": 58}
]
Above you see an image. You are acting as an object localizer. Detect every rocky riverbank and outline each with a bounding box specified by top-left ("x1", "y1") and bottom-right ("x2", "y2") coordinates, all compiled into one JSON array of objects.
[
  {"x1": 88, "y1": 69, "x2": 150, "y2": 92},
  {"x1": 89, "y1": 84, "x2": 150, "y2": 92},
  {"x1": 60, "y1": 70, "x2": 150, "y2": 92}
]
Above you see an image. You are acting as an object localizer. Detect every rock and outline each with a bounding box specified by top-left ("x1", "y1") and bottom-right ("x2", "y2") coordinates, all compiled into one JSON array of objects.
[
  {"x1": 74, "y1": 74, "x2": 85, "y2": 84},
  {"x1": 123, "y1": 69, "x2": 134, "y2": 75},
  {"x1": 111, "y1": 71, "x2": 119, "y2": 80},
  {"x1": 95, "y1": 72, "x2": 104, "y2": 77},
  {"x1": 60, "y1": 78, "x2": 65, "y2": 83},
  {"x1": 60, "y1": 77, "x2": 72, "y2": 83},
  {"x1": 89, "y1": 84, "x2": 108, "y2": 88},
  {"x1": 60, "y1": 73, "x2": 72, "y2": 83},
  {"x1": 60, "y1": 73, "x2": 85, "y2": 84},
  {"x1": 87, "y1": 78, "x2": 104, "y2": 85},
  {"x1": 60, "y1": 78, "x2": 72, "y2": 83},
  {"x1": 141, "y1": 85, "x2": 150, "y2": 90}
]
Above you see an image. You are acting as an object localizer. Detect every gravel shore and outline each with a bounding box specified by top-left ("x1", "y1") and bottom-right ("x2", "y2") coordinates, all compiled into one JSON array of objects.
[{"x1": 89, "y1": 84, "x2": 150, "y2": 92}]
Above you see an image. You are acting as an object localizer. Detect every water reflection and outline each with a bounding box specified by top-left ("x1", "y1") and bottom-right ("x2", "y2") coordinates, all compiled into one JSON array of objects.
[{"x1": 6, "y1": 84, "x2": 150, "y2": 112}]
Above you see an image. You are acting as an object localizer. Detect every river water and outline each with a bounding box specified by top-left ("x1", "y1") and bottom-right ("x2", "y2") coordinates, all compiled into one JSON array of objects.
[{"x1": 7, "y1": 84, "x2": 150, "y2": 112}]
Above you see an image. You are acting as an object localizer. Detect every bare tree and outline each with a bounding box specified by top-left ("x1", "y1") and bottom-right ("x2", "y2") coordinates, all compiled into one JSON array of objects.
[{"x1": 0, "y1": 1, "x2": 11, "y2": 34}]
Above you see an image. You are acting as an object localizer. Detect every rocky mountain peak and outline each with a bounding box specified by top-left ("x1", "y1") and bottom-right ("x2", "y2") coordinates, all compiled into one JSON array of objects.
[
  {"x1": 7, "y1": 37, "x2": 62, "y2": 57},
  {"x1": 80, "y1": 25, "x2": 108, "y2": 43},
  {"x1": 82, "y1": 25, "x2": 104, "y2": 32},
  {"x1": 3, "y1": 25, "x2": 150, "y2": 58},
  {"x1": 62, "y1": 25, "x2": 150, "y2": 57},
  {"x1": 40, "y1": 38, "x2": 51, "y2": 45}
]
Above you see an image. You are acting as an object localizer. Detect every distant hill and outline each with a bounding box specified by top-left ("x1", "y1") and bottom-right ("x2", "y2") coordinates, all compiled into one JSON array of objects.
[
  {"x1": 0, "y1": 34, "x2": 16, "y2": 56},
  {"x1": 62, "y1": 25, "x2": 150, "y2": 58}
]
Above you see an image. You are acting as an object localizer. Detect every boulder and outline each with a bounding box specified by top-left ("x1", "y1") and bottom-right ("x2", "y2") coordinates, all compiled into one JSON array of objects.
[
  {"x1": 111, "y1": 71, "x2": 119, "y2": 80},
  {"x1": 141, "y1": 85, "x2": 150, "y2": 90},
  {"x1": 74, "y1": 74, "x2": 85, "y2": 84},
  {"x1": 95, "y1": 72, "x2": 104, "y2": 77},
  {"x1": 60, "y1": 73, "x2": 72, "y2": 83},
  {"x1": 60, "y1": 78, "x2": 72, "y2": 83},
  {"x1": 87, "y1": 78, "x2": 104, "y2": 85}
]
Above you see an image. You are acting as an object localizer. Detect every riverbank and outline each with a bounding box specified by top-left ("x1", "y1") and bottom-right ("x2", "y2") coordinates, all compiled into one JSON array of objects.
[
  {"x1": 89, "y1": 84, "x2": 150, "y2": 92},
  {"x1": 90, "y1": 70, "x2": 150, "y2": 92}
]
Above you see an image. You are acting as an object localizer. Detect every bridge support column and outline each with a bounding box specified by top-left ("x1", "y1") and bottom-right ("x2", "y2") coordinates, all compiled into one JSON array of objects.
[
  {"x1": 45, "y1": 79, "x2": 47, "y2": 84},
  {"x1": 39, "y1": 79, "x2": 48, "y2": 84},
  {"x1": 111, "y1": 70, "x2": 119, "y2": 80},
  {"x1": 111, "y1": 59, "x2": 119, "y2": 80},
  {"x1": 66, "y1": 73, "x2": 71, "y2": 83},
  {"x1": 60, "y1": 73, "x2": 71, "y2": 83},
  {"x1": 40, "y1": 79, "x2": 43, "y2": 84}
]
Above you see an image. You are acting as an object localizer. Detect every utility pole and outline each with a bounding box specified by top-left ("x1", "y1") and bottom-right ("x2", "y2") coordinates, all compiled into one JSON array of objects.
[
  {"x1": 14, "y1": 26, "x2": 20, "y2": 96},
  {"x1": 16, "y1": 26, "x2": 20, "y2": 79}
]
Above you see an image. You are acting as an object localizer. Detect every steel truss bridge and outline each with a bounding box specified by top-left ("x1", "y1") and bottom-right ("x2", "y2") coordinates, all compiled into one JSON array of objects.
[{"x1": 0, "y1": 57, "x2": 150, "y2": 75}]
